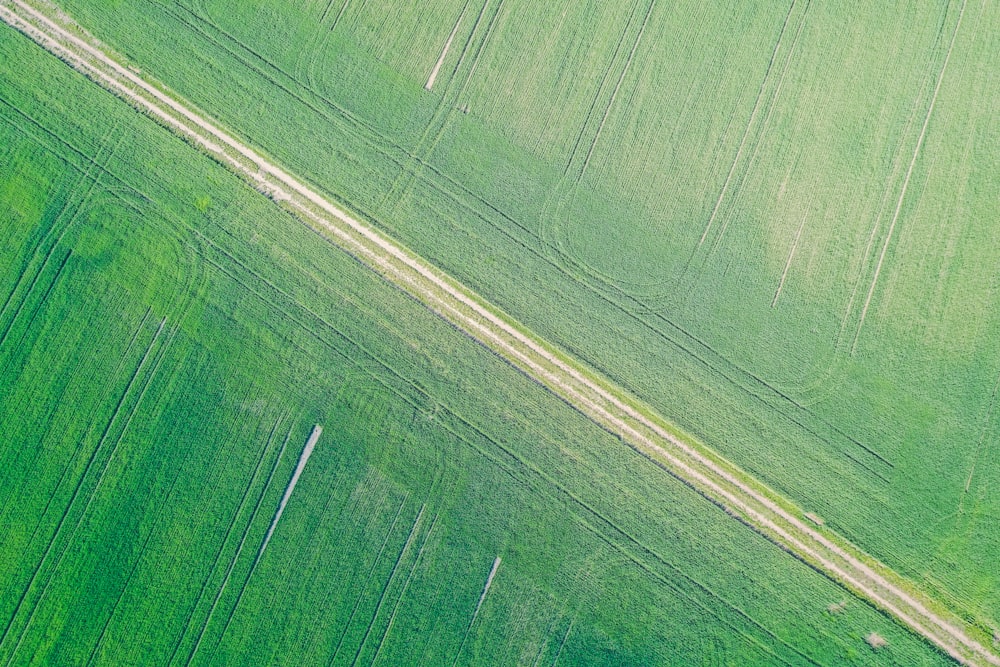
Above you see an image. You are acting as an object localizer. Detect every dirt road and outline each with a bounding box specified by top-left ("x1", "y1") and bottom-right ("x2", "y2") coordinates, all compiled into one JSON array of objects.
[{"x1": 2, "y1": 1, "x2": 995, "y2": 664}]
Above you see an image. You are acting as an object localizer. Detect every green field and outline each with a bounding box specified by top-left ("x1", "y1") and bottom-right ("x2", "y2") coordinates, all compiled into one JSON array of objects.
[{"x1": 1, "y1": 0, "x2": 998, "y2": 664}]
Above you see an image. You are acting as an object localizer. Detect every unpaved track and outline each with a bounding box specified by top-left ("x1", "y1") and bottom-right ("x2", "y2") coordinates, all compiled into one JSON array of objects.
[{"x1": 2, "y1": 1, "x2": 996, "y2": 664}]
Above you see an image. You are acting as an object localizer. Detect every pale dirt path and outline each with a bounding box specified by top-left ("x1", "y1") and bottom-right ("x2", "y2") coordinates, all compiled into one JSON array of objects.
[{"x1": 2, "y1": 2, "x2": 997, "y2": 664}]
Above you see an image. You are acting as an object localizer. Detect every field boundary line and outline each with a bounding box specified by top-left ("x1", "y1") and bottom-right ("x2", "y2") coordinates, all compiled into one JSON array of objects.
[
  {"x1": 2, "y1": 2, "x2": 996, "y2": 664},
  {"x1": 462, "y1": 0, "x2": 503, "y2": 95}
]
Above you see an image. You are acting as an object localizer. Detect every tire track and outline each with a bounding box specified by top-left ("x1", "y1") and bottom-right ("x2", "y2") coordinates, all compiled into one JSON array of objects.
[
  {"x1": 187, "y1": 193, "x2": 828, "y2": 665},
  {"x1": 326, "y1": 493, "x2": 409, "y2": 666},
  {"x1": 368, "y1": 513, "x2": 439, "y2": 667},
  {"x1": 695, "y1": 0, "x2": 806, "y2": 249},
  {"x1": 772, "y1": 213, "x2": 808, "y2": 307},
  {"x1": 578, "y1": 0, "x2": 656, "y2": 181},
  {"x1": 180, "y1": 202, "x2": 825, "y2": 665},
  {"x1": 852, "y1": 0, "x2": 967, "y2": 353},
  {"x1": 384, "y1": 0, "x2": 502, "y2": 208},
  {"x1": 0, "y1": 123, "x2": 120, "y2": 354},
  {"x1": 346, "y1": 504, "x2": 427, "y2": 667},
  {"x1": 550, "y1": 618, "x2": 573, "y2": 666},
  {"x1": 199, "y1": 426, "x2": 297, "y2": 662},
  {"x1": 167, "y1": 414, "x2": 287, "y2": 667},
  {"x1": 425, "y1": 2, "x2": 470, "y2": 91},
  {"x1": 82, "y1": 399, "x2": 205, "y2": 667},
  {"x1": 708, "y1": 0, "x2": 811, "y2": 256},
  {"x1": 0, "y1": 316, "x2": 170, "y2": 666},
  {"x1": 4, "y1": 0, "x2": 884, "y2": 568},
  {"x1": 563, "y1": 0, "x2": 644, "y2": 178}
]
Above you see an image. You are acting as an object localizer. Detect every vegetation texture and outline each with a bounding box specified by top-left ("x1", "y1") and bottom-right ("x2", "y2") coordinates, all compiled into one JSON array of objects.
[{"x1": 1, "y1": 0, "x2": 998, "y2": 665}]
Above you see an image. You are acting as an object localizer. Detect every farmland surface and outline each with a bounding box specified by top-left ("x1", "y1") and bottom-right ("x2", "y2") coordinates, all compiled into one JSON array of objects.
[{"x1": 1, "y1": 0, "x2": 999, "y2": 664}]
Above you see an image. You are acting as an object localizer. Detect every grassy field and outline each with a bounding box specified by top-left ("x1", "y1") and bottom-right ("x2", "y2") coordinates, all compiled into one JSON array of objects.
[
  {"x1": 40, "y1": 0, "x2": 1000, "y2": 631},
  {"x1": 1, "y1": 0, "x2": 998, "y2": 663},
  {"x1": 0, "y1": 17, "x2": 962, "y2": 665}
]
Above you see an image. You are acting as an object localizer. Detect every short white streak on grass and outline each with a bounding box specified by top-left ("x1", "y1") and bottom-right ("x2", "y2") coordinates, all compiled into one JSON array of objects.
[
  {"x1": 451, "y1": 556, "x2": 501, "y2": 667},
  {"x1": 473, "y1": 556, "x2": 501, "y2": 622},
  {"x1": 772, "y1": 213, "x2": 808, "y2": 307},
  {"x1": 256, "y1": 424, "x2": 321, "y2": 558},
  {"x1": 551, "y1": 618, "x2": 575, "y2": 666},
  {"x1": 5, "y1": 4, "x2": 994, "y2": 664},
  {"x1": 425, "y1": 1, "x2": 469, "y2": 90},
  {"x1": 853, "y1": 0, "x2": 967, "y2": 352}
]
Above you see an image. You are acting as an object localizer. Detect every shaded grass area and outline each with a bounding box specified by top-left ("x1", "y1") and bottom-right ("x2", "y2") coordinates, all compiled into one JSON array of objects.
[{"x1": 0, "y1": 20, "x2": 957, "y2": 666}]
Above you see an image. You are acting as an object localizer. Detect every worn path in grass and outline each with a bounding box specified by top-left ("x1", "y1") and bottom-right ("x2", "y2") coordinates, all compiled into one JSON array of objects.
[{"x1": 1, "y1": 1, "x2": 996, "y2": 664}]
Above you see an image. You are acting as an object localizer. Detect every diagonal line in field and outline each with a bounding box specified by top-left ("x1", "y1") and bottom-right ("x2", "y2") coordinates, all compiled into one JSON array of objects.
[
  {"x1": 425, "y1": 0, "x2": 469, "y2": 90},
  {"x1": 852, "y1": 0, "x2": 968, "y2": 353},
  {"x1": 697, "y1": 0, "x2": 802, "y2": 248},
  {"x1": 1, "y1": 2, "x2": 996, "y2": 664},
  {"x1": 451, "y1": 555, "x2": 501, "y2": 667},
  {"x1": 772, "y1": 213, "x2": 808, "y2": 308},
  {"x1": 578, "y1": 0, "x2": 656, "y2": 181}
]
